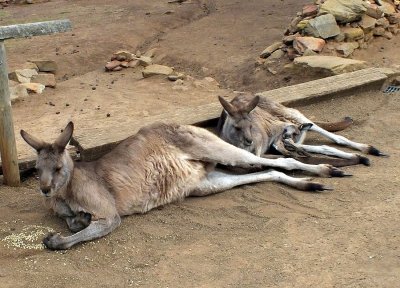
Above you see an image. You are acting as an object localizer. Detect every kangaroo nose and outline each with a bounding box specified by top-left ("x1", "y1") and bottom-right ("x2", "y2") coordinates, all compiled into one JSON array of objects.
[
  {"x1": 244, "y1": 138, "x2": 253, "y2": 146},
  {"x1": 41, "y1": 187, "x2": 51, "y2": 196}
]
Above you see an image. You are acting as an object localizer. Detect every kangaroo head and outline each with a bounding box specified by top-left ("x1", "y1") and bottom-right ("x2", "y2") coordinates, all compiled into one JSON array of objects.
[
  {"x1": 20, "y1": 122, "x2": 74, "y2": 198},
  {"x1": 218, "y1": 95, "x2": 260, "y2": 152}
]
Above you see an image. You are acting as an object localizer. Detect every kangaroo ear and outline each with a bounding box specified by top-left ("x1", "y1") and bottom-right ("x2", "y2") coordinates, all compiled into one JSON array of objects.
[
  {"x1": 20, "y1": 130, "x2": 46, "y2": 152},
  {"x1": 299, "y1": 123, "x2": 313, "y2": 131},
  {"x1": 218, "y1": 96, "x2": 237, "y2": 117},
  {"x1": 54, "y1": 122, "x2": 74, "y2": 151},
  {"x1": 244, "y1": 95, "x2": 260, "y2": 114}
]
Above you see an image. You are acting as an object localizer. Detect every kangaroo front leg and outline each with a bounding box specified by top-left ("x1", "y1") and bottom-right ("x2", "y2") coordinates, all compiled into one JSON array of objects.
[
  {"x1": 190, "y1": 170, "x2": 331, "y2": 194},
  {"x1": 43, "y1": 215, "x2": 121, "y2": 250}
]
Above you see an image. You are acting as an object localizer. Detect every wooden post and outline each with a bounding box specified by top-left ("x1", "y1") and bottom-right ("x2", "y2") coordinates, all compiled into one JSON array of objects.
[
  {"x1": 0, "y1": 41, "x2": 20, "y2": 186},
  {"x1": 0, "y1": 19, "x2": 72, "y2": 186}
]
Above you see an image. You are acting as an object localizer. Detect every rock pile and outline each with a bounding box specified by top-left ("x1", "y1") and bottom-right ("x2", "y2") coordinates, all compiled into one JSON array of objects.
[
  {"x1": 0, "y1": 0, "x2": 49, "y2": 7},
  {"x1": 260, "y1": 0, "x2": 400, "y2": 64},
  {"x1": 8, "y1": 60, "x2": 57, "y2": 103},
  {"x1": 105, "y1": 49, "x2": 185, "y2": 80}
]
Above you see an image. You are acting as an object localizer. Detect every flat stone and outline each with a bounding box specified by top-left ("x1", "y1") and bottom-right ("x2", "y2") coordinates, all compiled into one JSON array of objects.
[
  {"x1": 320, "y1": 0, "x2": 367, "y2": 23},
  {"x1": 335, "y1": 42, "x2": 359, "y2": 57},
  {"x1": 28, "y1": 60, "x2": 57, "y2": 73},
  {"x1": 359, "y1": 14, "x2": 377, "y2": 32},
  {"x1": 302, "y1": 4, "x2": 319, "y2": 17},
  {"x1": 112, "y1": 66, "x2": 123, "y2": 72},
  {"x1": 136, "y1": 56, "x2": 153, "y2": 66},
  {"x1": 142, "y1": 64, "x2": 174, "y2": 78},
  {"x1": 260, "y1": 41, "x2": 283, "y2": 58},
  {"x1": 305, "y1": 14, "x2": 341, "y2": 39},
  {"x1": 384, "y1": 31, "x2": 393, "y2": 39},
  {"x1": 286, "y1": 15, "x2": 303, "y2": 34},
  {"x1": 8, "y1": 69, "x2": 38, "y2": 83},
  {"x1": 120, "y1": 61, "x2": 130, "y2": 68},
  {"x1": 128, "y1": 60, "x2": 140, "y2": 68},
  {"x1": 20, "y1": 82, "x2": 45, "y2": 94},
  {"x1": 282, "y1": 34, "x2": 298, "y2": 44},
  {"x1": 297, "y1": 19, "x2": 309, "y2": 30},
  {"x1": 341, "y1": 27, "x2": 364, "y2": 41},
  {"x1": 31, "y1": 73, "x2": 56, "y2": 87},
  {"x1": 293, "y1": 55, "x2": 367, "y2": 75},
  {"x1": 293, "y1": 36, "x2": 326, "y2": 54},
  {"x1": 388, "y1": 24, "x2": 400, "y2": 34},
  {"x1": 364, "y1": 31, "x2": 374, "y2": 42},
  {"x1": 303, "y1": 49, "x2": 318, "y2": 56}
]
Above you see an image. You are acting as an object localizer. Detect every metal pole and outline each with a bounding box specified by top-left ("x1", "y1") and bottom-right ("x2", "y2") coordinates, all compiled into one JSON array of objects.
[{"x1": 0, "y1": 41, "x2": 20, "y2": 186}]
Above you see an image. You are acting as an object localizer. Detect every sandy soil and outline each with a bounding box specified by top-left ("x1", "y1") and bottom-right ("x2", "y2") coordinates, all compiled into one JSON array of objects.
[{"x1": 0, "y1": 0, "x2": 400, "y2": 287}]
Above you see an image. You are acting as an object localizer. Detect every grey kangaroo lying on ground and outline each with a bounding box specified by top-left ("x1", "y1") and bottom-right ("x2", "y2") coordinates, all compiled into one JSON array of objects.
[
  {"x1": 217, "y1": 93, "x2": 386, "y2": 167},
  {"x1": 21, "y1": 122, "x2": 347, "y2": 250}
]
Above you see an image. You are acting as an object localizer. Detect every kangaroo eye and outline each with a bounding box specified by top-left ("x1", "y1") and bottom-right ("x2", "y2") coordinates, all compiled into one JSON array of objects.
[{"x1": 55, "y1": 166, "x2": 62, "y2": 172}]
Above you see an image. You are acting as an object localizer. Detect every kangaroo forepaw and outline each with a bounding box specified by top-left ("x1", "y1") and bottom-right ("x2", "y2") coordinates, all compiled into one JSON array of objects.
[
  {"x1": 43, "y1": 232, "x2": 66, "y2": 250},
  {"x1": 368, "y1": 146, "x2": 389, "y2": 157}
]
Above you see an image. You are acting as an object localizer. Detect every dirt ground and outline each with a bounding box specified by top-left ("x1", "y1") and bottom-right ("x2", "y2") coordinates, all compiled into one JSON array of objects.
[{"x1": 0, "y1": 0, "x2": 400, "y2": 287}]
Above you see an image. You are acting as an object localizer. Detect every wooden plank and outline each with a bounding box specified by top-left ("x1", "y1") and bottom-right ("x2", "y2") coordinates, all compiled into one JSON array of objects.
[
  {"x1": 0, "y1": 20, "x2": 72, "y2": 40},
  {"x1": 0, "y1": 41, "x2": 20, "y2": 185},
  {"x1": 73, "y1": 68, "x2": 391, "y2": 162},
  {"x1": 256, "y1": 67, "x2": 389, "y2": 106}
]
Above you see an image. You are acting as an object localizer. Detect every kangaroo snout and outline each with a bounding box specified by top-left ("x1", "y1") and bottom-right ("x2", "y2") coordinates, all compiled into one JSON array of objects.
[
  {"x1": 40, "y1": 187, "x2": 51, "y2": 197},
  {"x1": 244, "y1": 137, "x2": 253, "y2": 146}
]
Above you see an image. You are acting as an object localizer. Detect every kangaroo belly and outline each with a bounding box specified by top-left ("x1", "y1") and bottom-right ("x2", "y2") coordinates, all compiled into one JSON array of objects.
[{"x1": 109, "y1": 151, "x2": 207, "y2": 215}]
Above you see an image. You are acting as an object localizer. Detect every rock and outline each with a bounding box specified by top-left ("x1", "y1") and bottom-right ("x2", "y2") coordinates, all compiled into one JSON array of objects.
[
  {"x1": 21, "y1": 62, "x2": 39, "y2": 71},
  {"x1": 388, "y1": 24, "x2": 400, "y2": 34},
  {"x1": 384, "y1": 31, "x2": 393, "y2": 39},
  {"x1": 305, "y1": 14, "x2": 341, "y2": 39},
  {"x1": 387, "y1": 13, "x2": 400, "y2": 24},
  {"x1": 303, "y1": 49, "x2": 318, "y2": 56},
  {"x1": 267, "y1": 49, "x2": 285, "y2": 60},
  {"x1": 286, "y1": 47, "x2": 299, "y2": 60},
  {"x1": 127, "y1": 60, "x2": 139, "y2": 68},
  {"x1": 376, "y1": 17, "x2": 390, "y2": 28},
  {"x1": 8, "y1": 69, "x2": 38, "y2": 83},
  {"x1": 302, "y1": 4, "x2": 319, "y2": 17},
  {"x1": 335, "y1": 42, "x2": 359, "y2": 57},
  {"x1": 373, "y1": 26, "x2": 386, "y2": 36},
  {"x1": 135, "y1": 50, "x2": 142, "y2": 58},
  {"x1": 377, "y1": 1, "x2": 396, "y2": 15},
  {"x1": 334, "y1": 32, "x2": 346, "y2": 42},
  {"x1": 142, "y1": 64, "x2": 174, "y2": 78},
  {"x1": 320, "y1": 0, "x2": 367, "y2": 23},
  {"x1": 293, "y1": 36, "x2": 326, "y2": 54},
  {"x1": 359, "y1": 14, "x2": 377, "y2": 32},
  {"x1": 341, "y1": 27, "x2": 364, "y2": 41},
  {"x1": 31, "y1": 73, "x2": 56, "y2": 87},
  {"x1": 282, "y1": 34, "x2": 298, "y2": 44},
  {"x1": 25, "y1": 0, "x2": 50, "y2": 3},
  {"x1": 260, "y1": 41, "x2": 283, "y2": 58},
  {"x1": 120, "y1": 61, "x2": 129, "y2": 68},
  {"x1": 364, "y1": 31, "x2": 374, "y2": 42},
  {"x1": 112, "y1": 50, "x2": 134, "y2": 62},
  {"x1": 20, "y1": 82, "x2": 45, "y2": 94},
  {"x1": 10, "y1": 84, "x2": 29, "y2": 103},
  {"x1": 136, "y1": 56, "x2": 153, "y2": 66},
  {"x1": 168, "y1": 72, "x2": 185, "y2": 81},
  {"x1": 297, "y1": 19, "x2": 309, "y2": 30},
  {"x1": 286, "y1": 15, "x2": 303, "y2": 34},
  {"x1": 28, "y1": 60, "x2": 57, "y2": 73},
  {"x1": 112, "y1": 66, "x2": 123, "y2": 72},
  {"x1": 365, "y1": 3, "x2": 384, "y2": 19},
  {"x1": 105, "y1": 60, "x2": 122, "y2": 71},
  {"x1": 293, "y1": 56, "x2": 367, "y2": 75}
]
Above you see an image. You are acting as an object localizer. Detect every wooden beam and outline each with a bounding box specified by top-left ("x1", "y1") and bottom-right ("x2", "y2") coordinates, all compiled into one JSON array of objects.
[
  {"x1": 0, "y1": 20, "x2": 72, "y2": 40},
  {"x1": 0, "y1": 41, "x2": 20, "y2": 186}
]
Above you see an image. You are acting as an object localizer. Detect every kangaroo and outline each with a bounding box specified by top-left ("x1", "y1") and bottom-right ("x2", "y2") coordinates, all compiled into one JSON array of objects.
[
  {"x1": 21, "y1": 121, "x2": 347, "y2": 250},
  {"x1": 218, "y1": 93, "x2": 385, "y2": 166}
]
